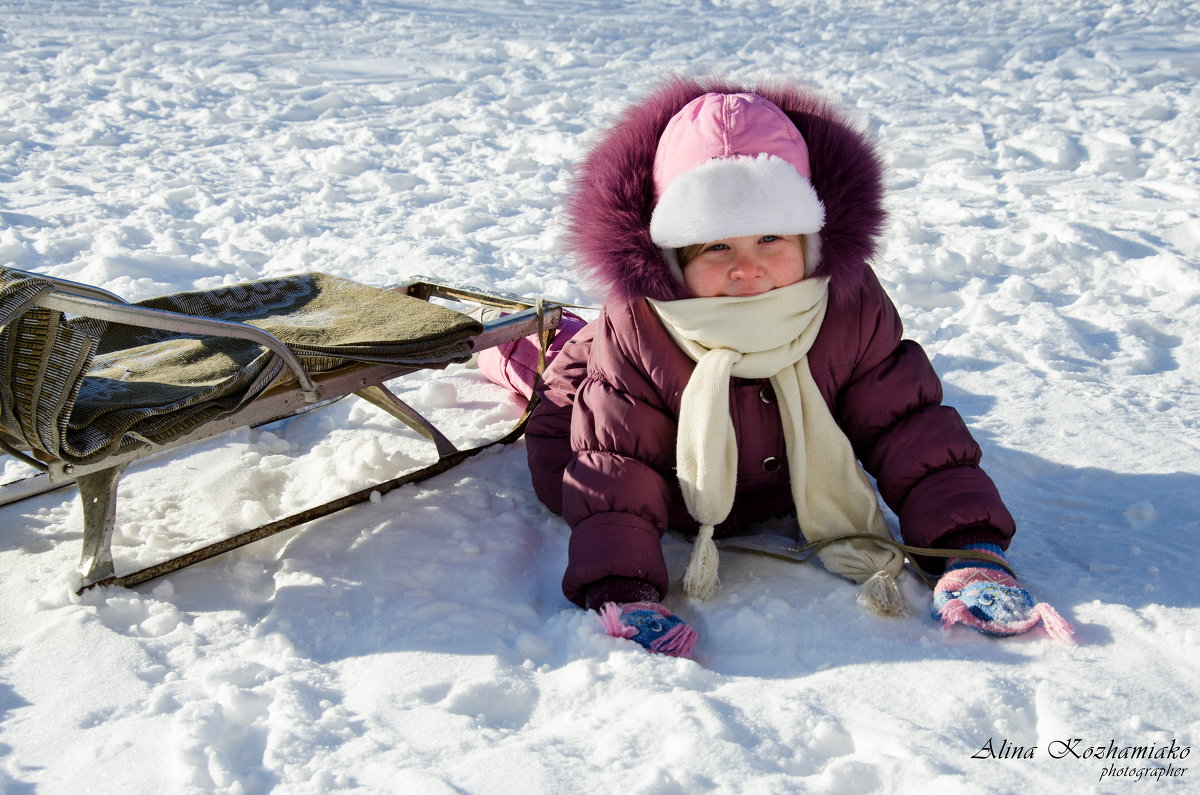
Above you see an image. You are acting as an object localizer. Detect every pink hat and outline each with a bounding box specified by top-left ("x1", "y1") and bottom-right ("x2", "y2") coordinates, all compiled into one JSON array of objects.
[{"x1": 649, "y1": 93, "x2": 825, "y2": 249}]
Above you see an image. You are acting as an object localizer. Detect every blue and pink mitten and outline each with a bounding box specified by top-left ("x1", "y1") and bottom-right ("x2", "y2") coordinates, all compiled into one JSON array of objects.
[
  {"x1": 932, "y1": 543, "x2": 1075, "y2": 642},
  {"x1": 597, "y1": 602, "x2": 698, "y2": 659}
]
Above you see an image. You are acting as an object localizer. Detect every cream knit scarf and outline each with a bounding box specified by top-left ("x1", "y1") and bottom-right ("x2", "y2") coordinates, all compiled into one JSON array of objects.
[{"x1": 648, "y1": 278, "x2": 907, "y2": 616}]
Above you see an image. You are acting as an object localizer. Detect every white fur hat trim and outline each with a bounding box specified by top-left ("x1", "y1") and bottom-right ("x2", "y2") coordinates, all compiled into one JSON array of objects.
[{"x1": 649, "y1": 154, "x2": 826, "y2": 249}]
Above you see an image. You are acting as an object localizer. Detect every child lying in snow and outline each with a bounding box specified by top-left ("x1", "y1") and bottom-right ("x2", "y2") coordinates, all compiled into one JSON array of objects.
[{"x1": 479, "y1": 78, "x2": 1073, "y2": 657}]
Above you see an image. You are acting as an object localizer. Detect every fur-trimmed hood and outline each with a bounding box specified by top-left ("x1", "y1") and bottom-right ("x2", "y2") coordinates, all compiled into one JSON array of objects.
[{"x1": 565, "y1": 76, "x2": 887, "y2": 307}]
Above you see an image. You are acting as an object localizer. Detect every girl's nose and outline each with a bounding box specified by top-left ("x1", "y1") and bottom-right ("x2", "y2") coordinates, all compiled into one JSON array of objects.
[{"x1": 730, "y1": 252, "x2": 764, "y2": 279}]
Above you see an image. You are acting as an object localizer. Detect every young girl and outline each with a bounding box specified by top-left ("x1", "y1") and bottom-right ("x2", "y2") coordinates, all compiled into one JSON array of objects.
[{"x1": 482, "y1": 78, "x2": 1072, "y2": 657}]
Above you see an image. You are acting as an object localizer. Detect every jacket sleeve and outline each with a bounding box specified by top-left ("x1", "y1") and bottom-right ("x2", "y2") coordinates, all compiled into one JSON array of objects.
[
  {"x1": 526, "y1": 321, "x2": 595, "y2": 515},
  {"x1": 833, "y1": 272, "x2": 1015, "y2": 559},
  {"x1": 557, "y1": 305, "x2": 679, "y2": 606}
]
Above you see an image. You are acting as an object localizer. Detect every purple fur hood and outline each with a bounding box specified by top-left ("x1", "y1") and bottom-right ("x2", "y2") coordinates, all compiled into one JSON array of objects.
[{"x1": 566, "y1": 76, "x2": 886, "y2": 306}]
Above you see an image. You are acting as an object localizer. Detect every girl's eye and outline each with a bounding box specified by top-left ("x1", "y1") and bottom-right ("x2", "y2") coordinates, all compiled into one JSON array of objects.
[
  {"x1": 760, "y1": 235, "x2": 780, "y2": 243},
  {"x1": 704, "y1": 243, "x2": 728, "y2": 253}
]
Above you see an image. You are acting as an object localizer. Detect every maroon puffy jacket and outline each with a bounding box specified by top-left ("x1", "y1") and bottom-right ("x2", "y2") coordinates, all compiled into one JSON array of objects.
[{"x1": 526, "y1": 78, "x2": 1014, "y2": 607}]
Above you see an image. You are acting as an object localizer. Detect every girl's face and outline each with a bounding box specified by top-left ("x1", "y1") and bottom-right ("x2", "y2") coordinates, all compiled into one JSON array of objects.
[{"x1": 682, "y1": 234, "x2": 806, "y2": 298}]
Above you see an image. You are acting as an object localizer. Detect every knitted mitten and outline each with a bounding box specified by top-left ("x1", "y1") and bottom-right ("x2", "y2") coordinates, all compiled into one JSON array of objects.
[
  {"x1": 932, "y1": 543, "x2": 1075, "y2": 643},
  {"x1": 597, "y1": 602, "x2": 698, "y2": 659}
]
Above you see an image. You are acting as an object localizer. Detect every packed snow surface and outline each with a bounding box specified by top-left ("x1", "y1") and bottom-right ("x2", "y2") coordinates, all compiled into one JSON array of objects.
[{"x1": 1, "y1": 0, "x2": 1198, "y2": 792}]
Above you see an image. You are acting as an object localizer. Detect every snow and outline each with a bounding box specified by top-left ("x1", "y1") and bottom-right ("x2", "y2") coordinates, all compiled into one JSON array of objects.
[{"x1": 1, "y1": 0, "x2": 1198, "y2": 792}]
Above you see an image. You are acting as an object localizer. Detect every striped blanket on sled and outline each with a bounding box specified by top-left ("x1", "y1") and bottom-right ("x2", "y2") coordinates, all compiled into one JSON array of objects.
[{"x1": 0, "y1": 269, "x2": 481, "y2": 466}]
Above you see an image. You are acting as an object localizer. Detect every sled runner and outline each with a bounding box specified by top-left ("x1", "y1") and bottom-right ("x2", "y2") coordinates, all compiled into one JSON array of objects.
[{"x1": 0, "y1": 267, "x2": 561, "y2": 590}]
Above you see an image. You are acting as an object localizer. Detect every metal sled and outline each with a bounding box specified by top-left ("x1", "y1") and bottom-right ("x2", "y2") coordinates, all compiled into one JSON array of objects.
[{"x1": 0, "y1": 267, "x2": 560, "y2": 590}]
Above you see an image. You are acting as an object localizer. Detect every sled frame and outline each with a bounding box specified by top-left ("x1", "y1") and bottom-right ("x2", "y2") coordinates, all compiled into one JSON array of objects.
[{"x1": 0, "y1": 275, "x2": 560, "y2": 591}]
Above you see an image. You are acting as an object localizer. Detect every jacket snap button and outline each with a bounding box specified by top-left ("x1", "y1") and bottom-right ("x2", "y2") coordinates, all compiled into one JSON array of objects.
[
  {"x1": 759, "y1": 385, "x2": 775, "y2": 404},
  {"x1": 761, "y1": 456, "x2": 781, "y2": 473}
]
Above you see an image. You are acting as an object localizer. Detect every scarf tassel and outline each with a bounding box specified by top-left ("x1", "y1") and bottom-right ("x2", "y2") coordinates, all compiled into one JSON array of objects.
[
  {"x1": 682, "y1": 524, "x2": 720, "y2": 601},
  {"x1": 856, "y1": 569, "x2": 909, "y2": 617}
]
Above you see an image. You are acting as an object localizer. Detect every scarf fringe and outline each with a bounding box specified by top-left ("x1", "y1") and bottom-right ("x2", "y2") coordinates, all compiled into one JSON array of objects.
[
  {"x1": 682, "y1": 523, "x2": 720, "y2": 601},
  {"x1": 856, "y1": 570, "x2": 908, "y2": 617}
]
